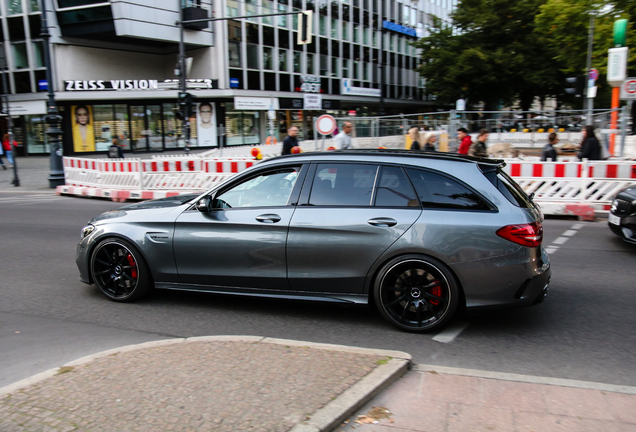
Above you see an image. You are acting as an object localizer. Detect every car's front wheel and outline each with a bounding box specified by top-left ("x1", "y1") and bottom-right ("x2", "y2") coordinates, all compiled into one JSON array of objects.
[
  {"x1": 90, "y1": 238, "x2": 151, "y2": 302},
  {"x1": 374, "y1": 256, "x2": 459, "y2": 332}
]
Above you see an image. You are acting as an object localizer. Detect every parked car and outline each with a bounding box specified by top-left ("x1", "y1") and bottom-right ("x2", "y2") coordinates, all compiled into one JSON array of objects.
[
  {"x1": 76, "y1": 150, "x2": 551, "y2": 332},
  {"x1": 608, "y1": 186, "x2": 636, "y2": 244}
]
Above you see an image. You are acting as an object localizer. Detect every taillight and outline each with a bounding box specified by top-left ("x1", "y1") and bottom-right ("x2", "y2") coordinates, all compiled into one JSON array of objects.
[{"x1": 496, "y1": 222, "x2": 543, "y2": 247}]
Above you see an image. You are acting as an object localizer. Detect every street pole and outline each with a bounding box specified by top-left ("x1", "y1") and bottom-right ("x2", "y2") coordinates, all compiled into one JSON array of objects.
[
  {"x1": 584, "y1": 13, "x2": 595, "y2": 125},
  {"x1": 177, "y1": 1, "x2": 191, "y2": 152},
  {"x1": 40, "y1": 0, "x2": 64, "y2": 188},
  {"x1": 0, "y1": 47, "x2": 19, "y2": 186}
]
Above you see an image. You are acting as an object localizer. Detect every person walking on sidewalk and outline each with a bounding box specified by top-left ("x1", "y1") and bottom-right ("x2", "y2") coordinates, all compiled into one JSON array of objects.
[
  {"x1": 2, "y1": 134, "x2": 15, "y2": 168},
  {"x1": 408, "y1": 127, "x2": 422, "y2": 150},
  {"x1": 108, "y1": 138, "x2": 124, "y2": 158},
  {"x1": 577, "y1": 125, "x2": 601, "y2": 161},
  {"x1": 281, "y1": 126, "x2": 299, "y2": 155},
  {"x1": 469, "y1": 129, "x2": 489, "y2": 158},
  {"x1": 334, "y1": 121, "x2": 353, "y2": 149},
  {"x1": 541, "y1": 133, "x2": 559, "y2": 161},
  {"x1": 457, "y1": 128, "x2": 472, "y2": 155}
]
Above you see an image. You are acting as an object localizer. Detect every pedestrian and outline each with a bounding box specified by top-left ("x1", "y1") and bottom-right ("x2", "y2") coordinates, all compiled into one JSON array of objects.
[
  {"x1": 468, "y1": 129, "x2": 489, "y2": 158},
  {"x1": 423, "y1": 133, "x2": 437, "y2": 152},
  {"x1": 108, "y1": 137, "x2": 124, "y2": 158},
  {"x1": 577, "y1": 125, "x2": 601, "y2": 161},
  {"x1": 408, "y1": 127, "x2": 421, "y2": 150},
  {"x1": 541, "y1": 132, "x2": 559, "y2": 161},
  {"x1": 457, "y1": 128, "x2": 472, "y2": 155},
  {"x1": 281, "y1": 126, "x2": 299, "y2": 155},
  {"x1": 334, "y1": 121, "x2": 353, "y2": 149},
  {"x1": 2, "y1": 134, "x2": 15, "y2": 168},
  {"x1": 0, "y1": 139, "x2": 5, "y2": 170}
]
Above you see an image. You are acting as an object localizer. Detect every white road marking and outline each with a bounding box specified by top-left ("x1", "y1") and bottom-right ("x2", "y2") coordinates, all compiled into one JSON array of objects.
[
  {"x1": 562, "y1": 230, "x2": 577, "y2": 237},
  {"x1": 432, "y1": 321, "x2": 469, "y2": 343},
  {"x1": 552, "y1": 236, "x2": 569, "y2": 245},
  {"x1": 571, "y1": 223, "x2": 585, "y2": 230},
  {"x1": 544, "y1": 223, "x2": 585, "y2": 254},
  {"x1": 545, "y1": 246, "x2": 559, "y2": 254}
]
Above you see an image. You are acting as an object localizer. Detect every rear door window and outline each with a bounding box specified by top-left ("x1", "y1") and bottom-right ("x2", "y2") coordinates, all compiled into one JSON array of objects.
[
  {"x1": 405, "y1": 168, "x2": 493, "y2": 211},
  {"x1": 309, "y1": 163, "x2": 379, "y2": 206},
  {"x1": 374, "y1": 165, "x2": 419, "y2": 207}
]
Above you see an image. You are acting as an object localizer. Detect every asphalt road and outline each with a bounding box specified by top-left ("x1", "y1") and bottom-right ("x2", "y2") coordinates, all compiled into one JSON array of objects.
[{"x1": 1, "y1": 192, "x2": 635, "y2": 389}]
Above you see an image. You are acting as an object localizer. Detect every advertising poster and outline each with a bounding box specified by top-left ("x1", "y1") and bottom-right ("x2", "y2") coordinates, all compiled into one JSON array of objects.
[
  {"x1": 196, "y1": 101, "x2": 217, "y2": 147},
  {"x1": 71, "y1": 105, "x2": 96, "y2": 152}
]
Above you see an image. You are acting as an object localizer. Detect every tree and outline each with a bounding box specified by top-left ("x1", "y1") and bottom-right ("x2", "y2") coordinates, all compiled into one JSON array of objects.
[
  {"x1": 535, "y1": 0, "x2": 636, "y2": 108},
  {"x1": 414, "y1": 0, "x2": 564, "y2": 111}
]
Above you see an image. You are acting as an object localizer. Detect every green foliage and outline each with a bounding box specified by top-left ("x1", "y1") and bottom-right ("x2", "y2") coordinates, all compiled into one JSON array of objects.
[{"x1": 414, "y1": 0, "x2": 635, "y2": 110}]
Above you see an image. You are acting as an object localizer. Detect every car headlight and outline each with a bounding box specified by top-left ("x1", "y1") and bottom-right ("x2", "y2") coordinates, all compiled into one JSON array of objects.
[
  {"x1": 81, "y1": 224, "x2": 95, "y2": 239},
  {"x1": 611, "y1": 199, "x2": 618, "y2": 212}
]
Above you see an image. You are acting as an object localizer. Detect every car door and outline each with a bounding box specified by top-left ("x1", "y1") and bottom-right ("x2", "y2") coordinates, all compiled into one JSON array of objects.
[
  {"x1": 173, "y1": 164, "x2": 306, "y2": 289},
  {"x1": 287, "y1": 163, "x2": 422, "y2": 294}
]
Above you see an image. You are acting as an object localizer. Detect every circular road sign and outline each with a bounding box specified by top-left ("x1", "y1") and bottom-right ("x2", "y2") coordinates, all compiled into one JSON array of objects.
[
  {"x1": 316, "y1": 114, "x2": 337, "y2": 135},
  {"x1": 589, "y1": 68, "x2": 599, "y2": 81},
  {"x1": 625, "y1": 79, "x2": 636, "y2": 94}
]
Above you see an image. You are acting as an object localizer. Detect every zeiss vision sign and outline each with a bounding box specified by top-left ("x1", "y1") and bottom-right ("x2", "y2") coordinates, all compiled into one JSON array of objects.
[{"x1": 382, "y1": 21, "x2": 417, "y2": 37}]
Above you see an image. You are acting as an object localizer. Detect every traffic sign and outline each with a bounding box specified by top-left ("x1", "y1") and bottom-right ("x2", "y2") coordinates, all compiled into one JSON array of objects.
[
  {"x1": 620, "y1": 78, "x2": 636, "y2": 100},
  {"x1": 316, "y1": 114, "x2": 337, "y2": 135},
  {"x1": 589, "y1": 68, "x2": 599, "y2": 81}
]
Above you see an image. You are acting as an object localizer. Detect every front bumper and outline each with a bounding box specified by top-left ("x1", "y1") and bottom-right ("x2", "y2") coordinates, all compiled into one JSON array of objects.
[{"x1": 76, "y1": 242, "x2": 91, "y2": 284}]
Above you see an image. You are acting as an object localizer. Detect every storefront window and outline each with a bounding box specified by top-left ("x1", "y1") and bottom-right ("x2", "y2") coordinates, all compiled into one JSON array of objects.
[
  {"x1": 162, "y1": 103, "x2": 183, "y2": 149},
  {"x1": 225, "y1": 103, "x2": 261, "y2": 146},
  {"x1": 93, "y1": 105, "x2": 115, "y2": 152},
  {"x1": 113, "y1": 104, "x2": 131, "y2": 150},
  {"x1": 25, "y1": 115, "x2": 48, "y2": 154}
]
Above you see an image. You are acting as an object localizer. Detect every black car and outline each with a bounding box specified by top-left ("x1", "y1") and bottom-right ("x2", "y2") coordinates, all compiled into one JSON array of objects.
[{"x1": 608, "y1": 186, "x2": 636, "y2": 244}]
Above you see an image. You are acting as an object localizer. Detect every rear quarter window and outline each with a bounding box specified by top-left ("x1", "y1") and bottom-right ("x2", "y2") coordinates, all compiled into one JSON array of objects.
[
  {"x1": 482, "y1": 169, "x2": 533, "y2": 208},
  {"x1": 405, "y1": 168, "x2": 493, "y2": 211}
]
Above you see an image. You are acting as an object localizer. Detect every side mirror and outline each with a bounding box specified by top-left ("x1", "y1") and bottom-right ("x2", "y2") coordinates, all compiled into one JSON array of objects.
[{"x1": 196, "y1": 196, "x2": 212, "y2": 212}]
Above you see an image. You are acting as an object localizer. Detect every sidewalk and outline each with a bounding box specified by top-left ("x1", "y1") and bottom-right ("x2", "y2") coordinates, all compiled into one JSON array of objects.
[{"x1": 1, "y1": 337, "x2": 635, "y2": 431}]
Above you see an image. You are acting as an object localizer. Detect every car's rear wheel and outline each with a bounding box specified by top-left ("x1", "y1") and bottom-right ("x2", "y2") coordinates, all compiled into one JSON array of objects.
[
  {"x1": 374, "y1": 256, "x2": 459, "y2": 332},
  {"x1": 91, "y1": 238, "x2": 151, "y2": 302}
]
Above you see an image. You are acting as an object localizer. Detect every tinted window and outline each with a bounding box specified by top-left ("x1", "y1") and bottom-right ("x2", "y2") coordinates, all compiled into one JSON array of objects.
[
  {"x1": 406, "y1": 168, "x2": 491, "y2": 211},
  {"x1": 309, "y1": 164, "x2": 378, "y2": 206},
  {"x1": 375, "y1": 166, "x2": 419, "y2": 207},
  {"x1": 215, "y1": 168, "x2": 299, "y2": 208}
]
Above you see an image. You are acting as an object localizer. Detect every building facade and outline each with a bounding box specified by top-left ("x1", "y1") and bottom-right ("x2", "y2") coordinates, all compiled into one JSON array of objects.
[{"x1": 0, "y1": 0, "x2": 455, "y2": 156}]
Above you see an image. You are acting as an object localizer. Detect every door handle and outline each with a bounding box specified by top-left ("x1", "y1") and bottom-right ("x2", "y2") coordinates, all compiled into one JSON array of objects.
[
  {"x1": 368, "y1": 217, "x2": 398, "y2": 227},
  {"x1": 256, "y1": 214, "x2": 282, "y2": 223}
]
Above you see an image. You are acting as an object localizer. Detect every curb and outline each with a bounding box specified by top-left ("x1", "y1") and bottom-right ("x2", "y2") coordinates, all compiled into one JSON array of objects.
[{"x1": 0, "y1": 336, "x2": 411, "y2": 432}]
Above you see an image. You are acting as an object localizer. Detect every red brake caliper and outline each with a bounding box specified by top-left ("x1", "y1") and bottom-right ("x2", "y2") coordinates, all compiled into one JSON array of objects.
[
  {"x1": 126, "y1": 254, "x2": 137, "y2": 279},
  {"x1": 430, "y1": 281, "x2": 441, "y2": 306}
]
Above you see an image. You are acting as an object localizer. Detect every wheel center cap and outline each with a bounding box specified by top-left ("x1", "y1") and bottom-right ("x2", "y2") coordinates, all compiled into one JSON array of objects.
[
  {"x1": 411, "y1": 288, "x2": 422, "y2": 299},
  {"x1": 114, "y1": 265, "x2": 123, "y2": 275}
]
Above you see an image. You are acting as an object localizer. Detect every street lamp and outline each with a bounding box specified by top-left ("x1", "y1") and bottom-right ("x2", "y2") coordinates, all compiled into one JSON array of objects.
[
  {"x1": 39, "y1": 0, "x2": 65, "y2": 188},
  {"x1": 0, "y1": 46, "x2": 20, "y2": 186}
]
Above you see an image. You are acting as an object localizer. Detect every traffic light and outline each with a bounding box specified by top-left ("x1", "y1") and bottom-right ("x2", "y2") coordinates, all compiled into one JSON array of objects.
[
  {"x1": 565, "y1": 75, "x2": 585, "y2": 97},
  {"x1": 297, "y1": 10, "x2": 313, "y2": 45},
  {"x1": 177, "y1": 92, "x2": 196, "y2": 119}
]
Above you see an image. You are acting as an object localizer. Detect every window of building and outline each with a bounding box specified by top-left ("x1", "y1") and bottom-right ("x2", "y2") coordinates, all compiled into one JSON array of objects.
[
  {"x1": 363, "y1": 62, "x2": 369, "y2": 80},
  {"x1": 262, "y1": 0, "x2": 274, "y2": 24},
  {"x1": 247, "y1": 70, "x2": 260, "y2": 89},
  {"x1": 320, "y1": 54, "x2": 328, "y2": 76},
  {"x1": 263, "y1": 47, "x2": 273, "y2": 70},
  {"x1": 353, "y1": 60, "x2": 359, "y2": 79},
  {"x1": 293, "y1": 51, "x2": 301, "y2": 73},
  {"x1": 30, "y1": 41, "x2": 45, "y2": 68},
  {"x1": 353, "y1": 25, "x2": 359, "y2": 43},
  {"x1": 246, "y1": 44, "x2": 259, "y2": 69},
  {"x1": 342, "y1": 58, "x2": 349, "y2": 77},
  {"x1": 12, "y1": 42, "x2": 28, "y2": 69},
  {"x1": 279, "y1": 48, "x2": 288, "y2": 71},
  {"x1": 225, "y1": 103, "x2": 261, "y2": 146},
  {"x1": 331, "y1": 18, "x2": 338, "y2": 38},
  {"x1": 29, "y1": 0, "x2": 40, "y2": 12},
  {"x1": 227, "y1": 0, "x2": 239, "y2": 16},
  {"x1": 363, "y1": 27, "x2": 369, "y2": 45},
  {"x1": 162, "y1": 103, "x2": 181, "y2": 149},
  {"x1": 246, "y1": 0, "x2": 257, "y2": 20},
  {"x1": 7, "y1": 0, "x2": 23, "y2": 14},
  {"x1": 331, "y1": 57, "x2": 338, "y2": 77},
  {"x1": 319, "y1": 15, "x2": 327, "y2": 36},
  {"x1": 277, "y1": 3, "x2": 287, "y2": 27},
  {"x1": 228, "y1": 41, "x2": 241, "y2": 67},
  {"x1": 342, "y1": 22, "x2": 349, "y2": 40},
  {"x1": 307, "y1": 53, "x2": 315, "y2": 74},
  {"x1": 13, "y1": 71, "x2": 31, "y2": 93}
]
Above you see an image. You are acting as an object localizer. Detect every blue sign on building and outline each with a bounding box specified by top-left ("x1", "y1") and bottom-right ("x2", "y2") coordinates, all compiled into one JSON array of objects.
[
  {"x1": 230, "y1": 78, "x2": 239, "y2": 88},
  {"x1": 382, "y1": 21, "x2": 417, "y2": 37},
  {"x1": 38, "y1": 80, "x2": 48, "y2": 91}
]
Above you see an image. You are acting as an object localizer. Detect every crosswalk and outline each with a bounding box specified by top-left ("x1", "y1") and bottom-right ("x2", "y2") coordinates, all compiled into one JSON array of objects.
[{"x1": 0, "y1": 193, "x2": 69, "y2": 206}]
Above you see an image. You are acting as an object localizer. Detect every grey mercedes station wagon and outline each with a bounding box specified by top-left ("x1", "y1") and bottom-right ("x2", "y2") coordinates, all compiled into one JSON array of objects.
[{"x1": 76, "y1": 150, "x2": 550, "y2": 332}]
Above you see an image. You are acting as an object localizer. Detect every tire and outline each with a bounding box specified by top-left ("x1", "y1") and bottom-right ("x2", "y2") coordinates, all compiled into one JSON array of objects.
[
  {"x1": 373, "y1": 255, "x2": 459, "y2": 332},
  {"x1": 90, "y1": 238, "x2": 152, "y2": 302}
]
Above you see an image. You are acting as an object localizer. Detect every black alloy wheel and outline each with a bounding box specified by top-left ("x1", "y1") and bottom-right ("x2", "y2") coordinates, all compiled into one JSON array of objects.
[
  {"x1": 91, "y1": 239, "x2": 151, "y2": 302},
  {"x1": 374, "y1": 256, "x2": 458, "y2": 332}
]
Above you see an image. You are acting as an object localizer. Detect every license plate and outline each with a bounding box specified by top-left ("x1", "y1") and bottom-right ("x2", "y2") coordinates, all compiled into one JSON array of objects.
[{"x1": 608, "y1": 213, "x2": 621, "y2": 226}]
